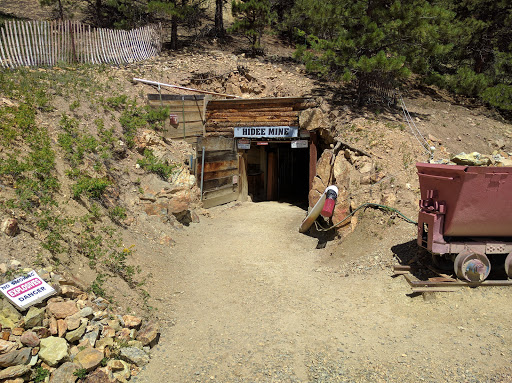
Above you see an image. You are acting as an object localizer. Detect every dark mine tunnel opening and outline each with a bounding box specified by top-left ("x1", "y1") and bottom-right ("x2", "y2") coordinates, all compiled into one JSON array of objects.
[{"x1": 246, "y1": 142, "x2": 310, "y2": 207}]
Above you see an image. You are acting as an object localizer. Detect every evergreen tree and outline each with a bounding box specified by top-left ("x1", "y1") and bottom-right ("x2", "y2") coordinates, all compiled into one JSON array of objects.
[
  {"x1": 39, "y1": 0, "x2": 76, "y2": 20},
  {"x1": 290, "y1": 0, "x2": 454, "y2": 101},
  {"x1": 149, "y1": 0, "x2": 204, "y2": 49},
  {"x1": 230, "y1": 0, "x2": 271, "y2": 51},
  {"x1": 434, "y1": 0, "x2": 512, "y2": 111},
  {"x1": 82, "y1": 0, "x2": 149, "y2": 29}
]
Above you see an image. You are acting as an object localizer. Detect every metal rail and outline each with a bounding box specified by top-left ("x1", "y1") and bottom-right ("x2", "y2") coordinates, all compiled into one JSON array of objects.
[{"x1": 392, "y1": 265, "x2": 512, "y2": 293}]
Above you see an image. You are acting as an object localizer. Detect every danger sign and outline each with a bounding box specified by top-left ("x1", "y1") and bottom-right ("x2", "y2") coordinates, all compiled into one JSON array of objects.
[{"x1": 0, "y1": 270, "x2": 55, "y2": 310}]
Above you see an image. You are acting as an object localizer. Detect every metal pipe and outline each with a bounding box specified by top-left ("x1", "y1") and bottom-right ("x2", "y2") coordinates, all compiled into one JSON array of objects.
[
  {"x1": 200, "y1": 146, "x2": 205, "y2": 201},
  {"x1": 132, "y1": 77, "x2": 241, "y2": 99}
]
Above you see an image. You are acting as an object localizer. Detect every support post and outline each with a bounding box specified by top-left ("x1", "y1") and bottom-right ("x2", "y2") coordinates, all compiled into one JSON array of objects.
[{"x1": 309, "y1": 131, "x2": 317, "y2": 191}]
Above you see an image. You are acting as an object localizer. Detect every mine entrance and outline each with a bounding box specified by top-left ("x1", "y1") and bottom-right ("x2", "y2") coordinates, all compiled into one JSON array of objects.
[{"x1": 245, "y1": 141, "x2": 310, "y2": 203}]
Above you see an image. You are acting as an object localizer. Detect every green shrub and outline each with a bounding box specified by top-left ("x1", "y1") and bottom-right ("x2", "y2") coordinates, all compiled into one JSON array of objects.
[
  {"x1": 103, "y1": 94, "x2": 128, "y2": 110},
  {"x1": 72, "y1": 175, "x2": 110, "y2": 199},
  {"x1": 137, "y1": 149, "x2": 176, "y2": 180},
  {"x1": 108, "y1": 206, "x2": 127, "y2": 222},
  {"x1": 34, "y1": 366, "x2": 50, "y2": 383}
]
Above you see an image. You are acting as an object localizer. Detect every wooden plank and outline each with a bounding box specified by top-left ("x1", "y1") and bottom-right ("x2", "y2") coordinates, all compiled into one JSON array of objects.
[
  {"x1": 198, "y1": 160, "x2": 238, "y2": 173},
  {"x1": 309, "y1": 131, "x2": 317, "y2": 191},
  {"x1": 109, "y1": 28, "x2": 120, "y2": 65},
  {"x1": 202, "y1": 189, "x2": 239, "y2": 208},
  {"x1": 6, "y1": 22, "x2": 19, "y2": 67},
  {"x1": 239, "y1": 152, "x2": 248, "y2": 202},
  {"x1": 206, "y1": 131, "x2": 235, "y2": 137},
  {"x1": 29, "y1": 21, "x2": 39, "y2": 66},
  {"x1": 21, "y1": 21, "x2": 33, "y2": 66},
  {"x1": 203, "y1": 168, "x2": 238, "y2": 181},
  {"x1": 208, "y1": 115, "x2": 299, "y2": 122},
  {"x1": 207, "y1": 111, "x2": 298, "y2": 119},
  {"x1": 206, "y1": 97, "x2": 308, "y2": 110},
  {"x1": 203, "y1": 184, "x2": 237, "y2": 197},
  {"x1": 207, "y1": 107, "x2": 294, "y2": 114},
  {"x1": 135, "y1": 26, "x2": 145, "y2": 61},
  {"x1": 198, "y1": 150, "x2": 237, "y2": 162},
  {"x1": 197, "y1": 136, "x2": 235, "y2": 151},
  {"x1": 206, "y1": 121, "x2": 298, "y2": 129},
  {"x1": 148, "y1": 94, "x2": 206, "y2": 101},
  {"x1": 203, "y1": 176, "x2": 234, "y2": 191},
  {"x1": 0, "y1": 27, "x2": 12, "y2": 68}
]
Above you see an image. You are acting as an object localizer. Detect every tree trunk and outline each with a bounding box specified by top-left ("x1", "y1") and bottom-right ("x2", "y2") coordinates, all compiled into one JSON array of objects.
[
  {"x1": 170, "y1": 14, "x2": 178, "y2": 49},
  {"x1": 57, "y1": 0, "x2": 64, "y2": 20},
  {"x1": 215, "y1": 0, "x2": 225, "y2": 37}
]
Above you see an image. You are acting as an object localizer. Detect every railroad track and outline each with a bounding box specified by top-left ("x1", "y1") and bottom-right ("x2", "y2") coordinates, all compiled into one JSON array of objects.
[{"x1": 393, "y1": 265, "x2": 512, "y2": 293}]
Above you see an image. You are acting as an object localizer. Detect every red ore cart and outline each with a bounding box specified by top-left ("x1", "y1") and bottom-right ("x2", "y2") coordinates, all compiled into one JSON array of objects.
[{"x1": 416, "y1": 162, "x2": 512, "y2": 282}]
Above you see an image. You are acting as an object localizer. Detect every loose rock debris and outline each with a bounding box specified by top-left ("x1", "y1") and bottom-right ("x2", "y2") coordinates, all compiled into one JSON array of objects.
[{"x1": 0, "y1": 264, "x2": 160, "y2": 382}]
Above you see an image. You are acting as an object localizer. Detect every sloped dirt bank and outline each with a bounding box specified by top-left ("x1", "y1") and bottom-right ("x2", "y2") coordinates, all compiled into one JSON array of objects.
[{"x1": 133, "y1": 201, "x2": 512, "y2": 383}]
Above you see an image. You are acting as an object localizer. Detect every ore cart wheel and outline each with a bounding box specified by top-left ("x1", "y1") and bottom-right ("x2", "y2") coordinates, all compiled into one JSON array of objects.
[
  {"x1": 432, "y1": 254, "x2": 453, "y2": 271},
  {"x1": 454, "y1": 251, "x2": 491, "y2": 282},
  {"x1": 504, "y1": 253, "x2": 512, "y2": 279}
]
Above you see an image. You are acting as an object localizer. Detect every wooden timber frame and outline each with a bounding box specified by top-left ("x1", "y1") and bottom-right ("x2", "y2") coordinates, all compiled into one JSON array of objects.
[
  {"x1": 147, "y1": 94, "x2": 318, "y2": 208},
  {"x1": 197, "y1": 97, "x2": 316, "y2": 208}
]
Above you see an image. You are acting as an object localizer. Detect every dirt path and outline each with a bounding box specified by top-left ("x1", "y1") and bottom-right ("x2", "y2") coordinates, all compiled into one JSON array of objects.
[{"x1": 134, "y1": 202, "x2": 512, "y2": 383}]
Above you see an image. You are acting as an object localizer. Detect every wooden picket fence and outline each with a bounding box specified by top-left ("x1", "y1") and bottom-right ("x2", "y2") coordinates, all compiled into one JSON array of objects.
[{"x1": 0, "y1": 20, "x2": 162, "y2": 68}]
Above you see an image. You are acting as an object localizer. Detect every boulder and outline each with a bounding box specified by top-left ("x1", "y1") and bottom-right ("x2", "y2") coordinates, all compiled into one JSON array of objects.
[
  {"x1": 39, "y1": 337, "x2": 68, "y2": 366},
  {"x1": 47, "y1": 301, "x2": 78, "y2": 319},
  {"x1": 66, "y1": 312, "x2": 82, "y2": 330},
  {"x1": 20, "y1": 331, "x2": 40, "y2": 347},
  {"x1": 81, "y1": 330, "x2": 99, "y2": 347},
  {"x1": 119, "y1": 346, "x2": 149, "y2": 366},
  {"x1": 315, "y1": 150, "x2": 333, "y2": 184},
  {"x1": 111, "y1": 359, "x2": 131, "y2": 380},
  {"x1": 122, "y1": 315, "x2": 141, "y2": 329},
  {"x1": 74, "y1": 347, "x2": 104, "y2": 371},
  {"x1": 299, "y1": 108, "x2": 326, "y2": 131},
  {"x1": 60, "y1": 285, "x2": 84, "y2": 299},
  {"x1": 0, "y1": 364, "x2": 31, "y2": 380},
  {"x1": 0, "y1": 302, "x2": 22, "y2": 329},
  {"x1": 80, "y1": 307, "x2": 94, "y2": 318},
  {"x1": 50, "y1": 361, "x2": 80, "y2": 383},
  {"x1": 57, "y1": 319, "x2": 67, "y2": 337},
  {"x1": 136, "y1": 320, "x2": 160, "y2": 347},
  {"x1": 0, "y1": 339, "x2": 17, "y2": 354},
  {"x1": 49, "y1": 316, "x2": 58, "y2": 335},
  {"x1": 24, "y1": 306, "x2": 45, "y2": 328},
  {"x1": 1, "y1": 218, "x2": 19, "y2": 237},
  {"x1": 0, "y1": 347, "x2": 31, "y2": 367},
  {"x1": 66, "y1": 319, "x2": 87, "y2": 343},
  {"x1": 95, "y1": 337, "x2": 114, "y2": 352},
  {"x1": 83, "y1": 367, "x2": 117, "y2": 383}
]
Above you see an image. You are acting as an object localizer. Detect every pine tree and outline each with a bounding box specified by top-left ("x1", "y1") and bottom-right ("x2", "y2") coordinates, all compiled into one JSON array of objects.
[
  {"x1": 289, "y1": 0, "x2": 455, "y2": 102},
  {"x1": 229, "y1": 0, "x2": 271, "y2": 51}
]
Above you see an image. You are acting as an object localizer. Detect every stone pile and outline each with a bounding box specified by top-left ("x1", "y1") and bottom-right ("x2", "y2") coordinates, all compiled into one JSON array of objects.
[
  {"x1": 0, "y1": 267, "x2": 159, "y2": 383},
  {"x1": 432, "y1": 151, "x2": 512, "y2": 167}
]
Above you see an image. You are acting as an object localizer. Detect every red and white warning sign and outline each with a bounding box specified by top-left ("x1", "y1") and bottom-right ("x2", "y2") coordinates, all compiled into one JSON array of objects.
[{"x1": 0, "y1": 270, "x2": 55, "y2": 310}]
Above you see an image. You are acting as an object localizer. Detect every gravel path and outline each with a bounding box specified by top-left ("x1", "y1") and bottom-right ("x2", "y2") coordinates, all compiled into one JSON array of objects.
[{"x1": 134, "y1": 202, "x2": 512, "y2": 383}]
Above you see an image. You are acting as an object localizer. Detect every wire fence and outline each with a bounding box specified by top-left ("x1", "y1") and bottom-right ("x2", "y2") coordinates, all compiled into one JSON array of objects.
[{"x1": 0, "y1": 20, "x2": 162, "y2": 68}]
